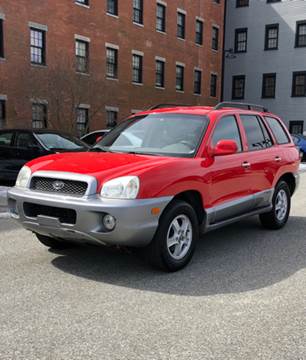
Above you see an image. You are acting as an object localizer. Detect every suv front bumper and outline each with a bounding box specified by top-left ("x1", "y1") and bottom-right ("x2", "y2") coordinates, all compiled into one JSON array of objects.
[{"x1": 7, "y1": 187, "x2": 172, "y2": 247}]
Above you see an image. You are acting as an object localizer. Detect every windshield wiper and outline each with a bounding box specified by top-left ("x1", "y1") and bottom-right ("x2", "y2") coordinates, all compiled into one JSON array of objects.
[
  {"x1": 124, "y1": 151, "x2": 160, "y2": 156},
  {"x1": 90, "y1": 146, "x2": 111, "y2": 152}
]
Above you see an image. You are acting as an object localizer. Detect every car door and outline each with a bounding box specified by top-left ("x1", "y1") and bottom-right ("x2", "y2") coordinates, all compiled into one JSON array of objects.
[
  {"x1": 14, "y1": 131, "x2": 45, "y2": 169},
  {"x1": 207, "y1": 114, "x2": 254, "y2": 224},
  {"x1": 238, "y1": 114, "x2": 277, "y2": 209},
  {"x1": 0, "y1": 130, "x2": 16, "y2": 181}
]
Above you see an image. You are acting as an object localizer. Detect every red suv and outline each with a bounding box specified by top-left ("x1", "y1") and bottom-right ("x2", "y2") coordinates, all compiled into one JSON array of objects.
[{"x1": 8, "y1": 103, "x2": 300, "y2": 271}]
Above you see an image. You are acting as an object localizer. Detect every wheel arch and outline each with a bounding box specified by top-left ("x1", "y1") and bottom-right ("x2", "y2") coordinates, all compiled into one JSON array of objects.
[
  {"x1": 162, "y1": 190, "x2": 206, "y2": 225},
  {"x1": 276, "y1": 172, "x2": 297, "y2": 196}
]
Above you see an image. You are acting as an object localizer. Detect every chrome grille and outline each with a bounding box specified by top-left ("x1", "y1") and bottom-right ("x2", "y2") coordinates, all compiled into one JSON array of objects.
[{"x1": 30, "y1": 177, "x2": 88, "y2": 197}]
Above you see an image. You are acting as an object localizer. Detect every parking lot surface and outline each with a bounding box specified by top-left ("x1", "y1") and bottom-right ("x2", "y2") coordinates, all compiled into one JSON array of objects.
[{"x1": 0, "y1": 175, "x2": 305, "y2": 360}]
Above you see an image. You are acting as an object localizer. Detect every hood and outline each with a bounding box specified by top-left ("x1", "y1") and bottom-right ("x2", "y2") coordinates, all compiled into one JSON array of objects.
[{"x1": 28, "y1": 151, "x2": 178, "y2": 183}]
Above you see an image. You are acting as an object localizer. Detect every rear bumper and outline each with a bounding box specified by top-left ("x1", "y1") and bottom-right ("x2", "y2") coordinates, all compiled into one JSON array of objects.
[{"x1": 7, "y1": 187, "x2": 172, "y2": 247}]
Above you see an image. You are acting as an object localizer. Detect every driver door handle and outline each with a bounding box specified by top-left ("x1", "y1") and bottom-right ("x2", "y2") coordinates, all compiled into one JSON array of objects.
[{"x1": 242, "y1": 161, "x2": 251, "y2": 169}]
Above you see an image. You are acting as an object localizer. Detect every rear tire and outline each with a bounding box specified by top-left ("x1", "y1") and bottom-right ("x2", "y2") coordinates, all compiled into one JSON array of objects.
[
  {"x1": 35, "y1": 234, "x2": 74, "y2": 250},
  {"x1": 144, "y1": 200, "x2": 199, "y2": 272},
  {"x1": 259, "y1": 181, "x2": 291, "y2": 230}
]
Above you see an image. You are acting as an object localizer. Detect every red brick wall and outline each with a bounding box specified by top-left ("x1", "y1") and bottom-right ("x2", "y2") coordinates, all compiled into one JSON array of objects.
[{"x1": 0, "y1": 0, "x2": 224, "y2": 133}]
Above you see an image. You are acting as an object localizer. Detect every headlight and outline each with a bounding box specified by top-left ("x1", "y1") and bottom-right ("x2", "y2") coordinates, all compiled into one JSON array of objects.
[
  {"x1": 15, "y1": 166, "x2": 31, "y2": 188},
  {"x1": 101, "y1": 176, "x2": 140, "y2": 199}
]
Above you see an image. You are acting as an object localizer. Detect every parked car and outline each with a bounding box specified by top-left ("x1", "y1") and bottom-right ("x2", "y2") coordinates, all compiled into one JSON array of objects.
[
  {"x1": 8, "y1": 103, "x2": 300, "y2": 271},
  {"x1": 0, "y1": 129, "x2": 89, "y2": 182},
  {"x1": 81, "y1": 129, "x2": 110, "y2": 146},
  {"x1": 292, "y1": 134, "x2": 306, "y2": 161}
]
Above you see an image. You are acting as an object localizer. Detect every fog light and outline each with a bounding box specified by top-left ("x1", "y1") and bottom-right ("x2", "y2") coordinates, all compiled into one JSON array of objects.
[{"x1": 103, "y1": 214, "x2": 116, "y2": 231}]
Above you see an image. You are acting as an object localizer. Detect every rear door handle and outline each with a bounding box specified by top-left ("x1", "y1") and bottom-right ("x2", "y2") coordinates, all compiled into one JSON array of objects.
[
  {"x1": 242, "y1": 161, "x2": 251, "y2": 169},
  {"x1": 275, "y1": 156, "x2": 282, "y2": 162}
]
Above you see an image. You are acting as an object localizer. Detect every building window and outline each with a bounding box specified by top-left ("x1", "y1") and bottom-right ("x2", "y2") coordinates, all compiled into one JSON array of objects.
[
  {"x1": 292, "y1": 71, "x2": 306, "y2": 97},
  {"x1": 75, "y1": 0, "x2": 89, "y2": 5},
  {"x1": 195, "y1": 19, "x2": 203, "y2": 45},
  {"x1": 132, "y1": 54, "x2": 143, "y2": 84},
  {"x1": 212, "y1": 26, "x2": 219, "y2": 50},
  {"x1": 107, "y1": 0, "x2": 118, "y2": 16},
  {"x1": 156, "y1": 3, "x2": 166, "y2": 32},
  {"x1": 0, "y1": 19, "x2": 4, "y2": 58},
  {"x1": 32, "y1": 103, "x2": 47, "y2": 129},
  {"x1": 106, "y1": 109, "x2": 118, "y2": 128},
  {"x1": 106, "y1": 47, "x2": 118, "y2": 79},
  {"x1": 210, "y1": 74, "x2": 217, "y2": 97},
  {"x1": 75, "y1": 39, "x2": 89, "y2": 73},
  {"x1": 289, "y1": 121, "x2": 304, "y2": 135},
  {"x1": 176, "y1": 65, "x2": 184, "y2": 91},
  {"x1": 295, "y1": 21, "x2": 306, "y2": 48},
  {"x1": 76, "y1": 107, "x2": 89, "y2": 136},
  {"x1": 232, "y1": 75, "x2": 245, "y2": 100},
  {"x1": 265, "y1": 24, "x2": 279, "y2": 50},
  {"x1": 267, "y1": 0, "x2": 281, "y2": 3},
  {"x1": 133, "y1": 0, "x2": 143, "y2": 24},
  {"x1": 235, "y1": 28, "x2": 248, "y2": 53},
  {"x1": 0, "y1": 99, "x2": 6, "y2": 127},
  {"x1": 194, "y1": 70, "x2": 202, "y2": 95},
  {"x1": 236, "y1": 0, "x2": 249, "y2": 7},
  {"x1": 262, "y1": 73, "x2": 276, "y2": 98},
  {"x1": 155, "y1": 60, "x2": 165, "y2": 88},
  {"x1": 30, "y1": 28, "x2": 46, "y2": 65},
  {"x1": 177, "y1": 11, "x2": 185, "y2": 39}
]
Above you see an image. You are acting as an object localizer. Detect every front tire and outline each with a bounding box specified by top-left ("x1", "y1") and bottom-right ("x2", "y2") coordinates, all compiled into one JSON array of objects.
[
  {"x1": 145, "y1": 200, "x2": 199, "y2": 272},
  {"x1": 35, "y1": 234, "x2": 74, "y2": 250},
  {"x1": 259, "y1": 181, "x2": 291, "y2": 230}
]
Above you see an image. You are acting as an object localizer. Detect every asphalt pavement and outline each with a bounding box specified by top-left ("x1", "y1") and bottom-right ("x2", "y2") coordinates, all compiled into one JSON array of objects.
[{"x1": 0, "y1": 175, "x2": 305, "y2": 359}]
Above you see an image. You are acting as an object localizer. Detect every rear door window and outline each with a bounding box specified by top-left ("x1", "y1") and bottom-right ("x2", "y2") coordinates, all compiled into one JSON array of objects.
[
  {"x1": 16, "y1": 132, "x2": 39, "y2": 148},
  {"x1": 211, "y1": 115, "x2": 242, "y2": 151},
  {"x1": 240, "y1": 115, "x2": 272, "y2": 151},
  {"x1": 0, "y1": 132, "x2": 13, "y2": 146},
  {"x1": 264, "y1": 116, "x2": 290, "y2": 144}
]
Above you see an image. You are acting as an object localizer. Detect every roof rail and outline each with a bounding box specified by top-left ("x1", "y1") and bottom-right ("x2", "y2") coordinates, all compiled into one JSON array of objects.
[
  {"x1": 149, "y1": 103, "x2": 190, "y2": 110},
  {"x1": 215, "y1": 102, "x2": 269, "y2": 112}
]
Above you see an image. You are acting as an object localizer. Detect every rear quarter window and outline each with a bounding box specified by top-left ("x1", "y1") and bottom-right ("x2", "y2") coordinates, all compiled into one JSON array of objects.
[{"x1": 264, "y1": 116, "x2": 290, "y2": 144}]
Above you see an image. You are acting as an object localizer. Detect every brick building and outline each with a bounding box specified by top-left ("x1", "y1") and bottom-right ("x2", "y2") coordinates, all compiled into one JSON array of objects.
[{"x1": 0, "y1": 0, "x2": 224, "y2": 135}]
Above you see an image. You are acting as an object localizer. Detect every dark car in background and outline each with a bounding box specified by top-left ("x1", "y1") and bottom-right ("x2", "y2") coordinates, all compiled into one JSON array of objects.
[
  {"x1": 0, "y1": 129, "x2": 89, "y2": 182},
  {"x1": 81, "y1": 129, "x2": 110, "y2": 146},
  {"x1": 292, "y1": 134, "x2": 306, "y2": 161}
]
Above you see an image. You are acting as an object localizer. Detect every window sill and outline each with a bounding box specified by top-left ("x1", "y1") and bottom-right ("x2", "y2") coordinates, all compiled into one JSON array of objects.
[
  {"x1": 156, "y1": 30, "x2": 167, "y2": 35},
  {"x1": 132, "y1": 82, "x2": 143, "y2": 86},
  {"x1": 75, "y1": 2, "x2": 90, "y2": 9},
  {"x1": 106, "y1": 12, "x2": 119, "y2": 19},
  {"x1": 194, "y1": 93, "x2": 201, "y2": 97},
  {"x1": 177, "y1": 37, "x2": 186, "y2": 42},
  {"x1": 0, "y1": 57, "x2": 6, "y2": 62},
  {"x1": 133, "y1": 22, "x2": 144, "y2": 28},
  {"x1": 212, "y1": 49, "x2": 219, "y2": 53},
  {"x1": 155, "y1": 86, "x2": 165, "y2": 90},
  {"x1": 264, "y1": 48, "x2": 278, "y2": 51},
  {"x1": 176, "y1": 90, "x2": 184, "y2": 94},
  {"x1": 195, "y1": 43, "x2": 203, "y2": 47},
  {"x1": 106, "y1": 77, "x2": 119, "y2": 81},
  {"x1": 31, "y1": 63, "x2": 47, "y2": 68},
  {"x1": 76, "y1": 71, "x2": 90, "y2": 76}
]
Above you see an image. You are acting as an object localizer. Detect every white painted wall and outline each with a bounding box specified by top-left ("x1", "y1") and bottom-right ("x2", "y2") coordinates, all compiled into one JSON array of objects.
[{"x1": 224, "y1": 0, "x2": 306, "y2": 134}]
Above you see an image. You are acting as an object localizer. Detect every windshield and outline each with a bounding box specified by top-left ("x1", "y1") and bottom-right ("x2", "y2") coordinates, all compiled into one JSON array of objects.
[
  {"x1": 94, "y1": 113, "x2": 208, "y2": 157},
  {"x1": 35, "y1": 133, "x2": 88, "y2": 150}
]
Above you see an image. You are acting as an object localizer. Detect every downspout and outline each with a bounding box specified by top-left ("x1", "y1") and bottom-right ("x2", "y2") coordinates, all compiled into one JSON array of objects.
[{"x1": 221, "y1": 0, "x2": 228, "y2": 102}]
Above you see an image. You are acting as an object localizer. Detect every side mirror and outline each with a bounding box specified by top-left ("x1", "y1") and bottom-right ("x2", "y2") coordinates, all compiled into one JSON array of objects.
[{"x1": 211, "y1": 140, "x2": 238, "y2": 156}]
